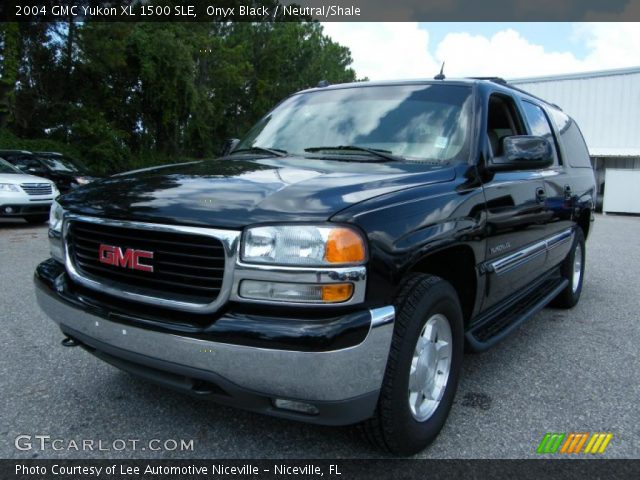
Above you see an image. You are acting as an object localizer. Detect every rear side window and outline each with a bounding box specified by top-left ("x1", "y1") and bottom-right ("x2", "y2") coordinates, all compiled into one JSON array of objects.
[
  {"x1": 521, "y1": 101, "x2": 560, "y2": 165},
  {"x1": 547, "y1": 109, "x2": 592, "y2": 168}
]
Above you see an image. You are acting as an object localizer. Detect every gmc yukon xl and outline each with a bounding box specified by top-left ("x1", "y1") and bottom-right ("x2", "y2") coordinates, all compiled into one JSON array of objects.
[{"x1": 35, "y1": 78, "x2": 596, "y2": 455}]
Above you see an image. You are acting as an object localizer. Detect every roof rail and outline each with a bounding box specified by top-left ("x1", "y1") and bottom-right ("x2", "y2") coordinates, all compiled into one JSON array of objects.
[
  {"x1": 469, "y1": 76, "x2": 563, "y2": 111},
  {"x1": 469, "y1": 76, "x2": 508, "y2": 84}
]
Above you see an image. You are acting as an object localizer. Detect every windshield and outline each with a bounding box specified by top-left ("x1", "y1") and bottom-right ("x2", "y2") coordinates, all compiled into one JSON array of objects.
[
  {"x1": 38, "y1": 156, "x2": 85, "y2": 174},
  {"x1": 0, "y1": 158, "x2": 20, "y2": 174},
  {"x1": 236, "y1": 84, "x2": 473, "y2": 163}
]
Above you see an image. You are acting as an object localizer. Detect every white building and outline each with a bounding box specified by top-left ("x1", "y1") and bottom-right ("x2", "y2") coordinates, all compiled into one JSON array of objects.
[{"x1": 510, "y1": 67, "x2": 640, "y2": 214}]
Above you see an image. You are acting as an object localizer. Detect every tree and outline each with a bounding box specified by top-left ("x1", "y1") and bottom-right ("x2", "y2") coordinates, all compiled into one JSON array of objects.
[
  {"x1": 0, "y1": 20, "x2": 359, "y2": 173},
  {"x1": 0, "y1": 23, "x2": 20, "y2": 128}
]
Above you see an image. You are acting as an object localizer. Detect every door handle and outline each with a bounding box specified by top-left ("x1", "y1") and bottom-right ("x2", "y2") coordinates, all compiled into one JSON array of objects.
[{"x1": 536, "y1": 187, "x2": 547, "y2": 203}]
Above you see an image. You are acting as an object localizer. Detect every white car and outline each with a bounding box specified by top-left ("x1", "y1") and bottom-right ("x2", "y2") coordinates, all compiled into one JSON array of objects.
[{"x1": 0, "y1": 157, "x2": 59, "y2": 224}]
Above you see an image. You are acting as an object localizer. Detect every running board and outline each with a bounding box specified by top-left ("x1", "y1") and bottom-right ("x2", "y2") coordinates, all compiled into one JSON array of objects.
[{"x1": 466, "y1": 276, "x2": 569, "y2": 352}]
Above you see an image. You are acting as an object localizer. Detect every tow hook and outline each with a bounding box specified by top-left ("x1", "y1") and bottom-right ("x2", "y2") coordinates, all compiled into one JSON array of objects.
[{"x1": 61, "y1": 337, "x2": 80, "y2": 347}]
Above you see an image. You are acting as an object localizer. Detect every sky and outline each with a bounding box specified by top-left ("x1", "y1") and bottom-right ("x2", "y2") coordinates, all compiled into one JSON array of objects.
[{"x1": 321, "y1": 22, "x2": 640, "y2": 80}]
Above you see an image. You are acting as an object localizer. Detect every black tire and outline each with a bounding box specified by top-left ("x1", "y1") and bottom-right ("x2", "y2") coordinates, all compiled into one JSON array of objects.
[
  {"x1": 24, "y1": 215, "x2": 49, "y2": 224},
  {"x1": 552, "y1": 228, "x2": 586, "y2": 309},
  {"x1": 362, "y1": 273, "x2": 464, "y2": 455}
]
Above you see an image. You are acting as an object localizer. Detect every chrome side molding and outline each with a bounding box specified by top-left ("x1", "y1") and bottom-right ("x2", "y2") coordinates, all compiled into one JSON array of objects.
[{"x1": 485, "y1": 228, "x2": 574, "y2": 276}]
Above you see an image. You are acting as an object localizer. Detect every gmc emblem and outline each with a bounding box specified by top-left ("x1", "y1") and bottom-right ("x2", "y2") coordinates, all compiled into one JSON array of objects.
[{"x1": 99, "y1": 244, "x2": 154, "y2": 272}]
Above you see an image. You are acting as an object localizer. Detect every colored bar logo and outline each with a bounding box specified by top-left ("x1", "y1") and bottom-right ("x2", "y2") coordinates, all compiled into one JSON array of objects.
[{"x1": 537, "y1": 432, "x2": 613, "y2": 454}]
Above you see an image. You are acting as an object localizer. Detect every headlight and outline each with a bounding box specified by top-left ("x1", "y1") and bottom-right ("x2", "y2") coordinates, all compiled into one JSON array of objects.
[
  {"x1": 0, "y1": 183, "x2": 21, "y2": 192},
  {"x1": 74, "y1": 176, "x2": 91, "y2": 186},
  {"x1": 241, "y1": 225, "x2": 366, "y2": 266},
  {"x1": 49, "y1": 200, "x2": 64, "y2": 233}
]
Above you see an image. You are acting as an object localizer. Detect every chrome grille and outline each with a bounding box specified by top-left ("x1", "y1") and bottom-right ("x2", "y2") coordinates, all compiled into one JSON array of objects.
[
  {"x1": 67, "y1": 220, "x2": 226, "y2": 304},
  {"x1": 21, "y1": 183, "x2": 53, "y2": 196}
]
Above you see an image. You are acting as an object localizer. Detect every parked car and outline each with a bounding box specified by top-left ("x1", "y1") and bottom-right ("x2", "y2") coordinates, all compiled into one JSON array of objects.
[
  {"x1": 0, "y1": 150, "x2": 98, "y2": 194},
  {"x1": 0, "y1": 157, "x2": 58, "y2": 223},
  {"x1": 35, "y1": 78, "x2": 596, "y2": 455}
]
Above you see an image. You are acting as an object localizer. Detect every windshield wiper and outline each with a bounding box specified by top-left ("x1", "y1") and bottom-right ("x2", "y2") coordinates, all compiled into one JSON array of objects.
[
  {"x1": 304, "y1": 145, "x2": 402, "y2": 162},
  {"x1": 230, "y1": 146, "x2": 288, "y2": 157}
]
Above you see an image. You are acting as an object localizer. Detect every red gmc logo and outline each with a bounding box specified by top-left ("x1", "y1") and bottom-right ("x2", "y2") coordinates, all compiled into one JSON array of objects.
[{"x1": 98, "y1": 244, "x2": 154, "y2": 272}]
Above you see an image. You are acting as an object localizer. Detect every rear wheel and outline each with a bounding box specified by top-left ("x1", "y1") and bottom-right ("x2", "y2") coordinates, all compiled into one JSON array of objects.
[
  {"x1": 552, "y1": 228, "x2": 585, "y2": 309},
  {"x1": 24, "y1": 215, "x2": 49, "y2": 224},
  {"x1": 362, "y1": 273, "x2": 464, "y2": 455}
]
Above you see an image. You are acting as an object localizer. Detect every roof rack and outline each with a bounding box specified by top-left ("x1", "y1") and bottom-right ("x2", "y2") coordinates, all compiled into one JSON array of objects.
[
  {"x1": 469, "y1": 76, "x2": 562, "y2": 111},
  {"x1": 469, "y1": 76, "x2": 508, "y2": 84}
]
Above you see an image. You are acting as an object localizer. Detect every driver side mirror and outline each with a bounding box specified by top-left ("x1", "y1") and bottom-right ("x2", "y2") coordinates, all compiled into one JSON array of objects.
[
  {"x1": 220, "y1": 138, "x2": 240, "y2": 157},
  {"x1": 487, "y1": 135, "x2": 553, "y2": 172}
]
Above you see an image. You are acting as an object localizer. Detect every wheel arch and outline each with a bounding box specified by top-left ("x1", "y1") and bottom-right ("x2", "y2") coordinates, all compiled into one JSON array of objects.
[
  {"x1": 577, "y1": 208, "x2": 592, "y2": 239},
  {"x1": 408, "y1": 244, "x2": 478, "y2": 325}
]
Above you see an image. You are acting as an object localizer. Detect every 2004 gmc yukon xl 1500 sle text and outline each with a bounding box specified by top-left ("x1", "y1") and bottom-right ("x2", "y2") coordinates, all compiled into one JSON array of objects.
[{"x1": 35, "y1": 78, "x2": 596, "y2": 455}]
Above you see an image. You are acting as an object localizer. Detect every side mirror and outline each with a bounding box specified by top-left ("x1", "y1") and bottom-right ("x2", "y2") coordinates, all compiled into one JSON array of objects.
[
  {"x1": 220, "y1": 138, "x2": 240, "y2": 157},
  {"x1": 487, "y1": 135, "x2": 553, "y2": 172}
]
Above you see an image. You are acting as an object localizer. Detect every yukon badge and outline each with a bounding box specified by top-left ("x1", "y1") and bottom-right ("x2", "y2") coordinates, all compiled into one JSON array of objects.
[
  {"x1": 490, "y1": 242, "x2": 511, "y2": 256},
  {"x1": 98, "y1": 244, "x2": 154, "y2": 272}
]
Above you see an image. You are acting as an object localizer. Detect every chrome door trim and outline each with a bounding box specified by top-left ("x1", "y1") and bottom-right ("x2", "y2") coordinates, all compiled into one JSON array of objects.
[
  {"x1": 63, "y1": 214, "x2": 241, "y2": 313},
  {"x1": 545, "y1": 229, "x2": 573, "y2": 251},
  {"x1": 489, "y1": 242, "x2": 547, "y2": 275},
  {"x1": 485, "y1": 228, "x2": 574, "y2": 276}
]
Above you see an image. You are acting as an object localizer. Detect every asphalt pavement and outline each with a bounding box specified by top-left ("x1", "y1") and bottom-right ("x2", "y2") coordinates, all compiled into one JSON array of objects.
[{"x1": 1, "y1": 214, "x2": 638, "y2": 459}]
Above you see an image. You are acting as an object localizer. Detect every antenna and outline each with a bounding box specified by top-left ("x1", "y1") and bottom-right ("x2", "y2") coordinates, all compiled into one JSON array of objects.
[{"x1": 434, "y1": 62, "x2": 446, "y2": 80}]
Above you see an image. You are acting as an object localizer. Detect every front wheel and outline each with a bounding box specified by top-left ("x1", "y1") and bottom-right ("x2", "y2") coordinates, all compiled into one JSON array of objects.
[{"x1": 362, "y1": 274, "x2": 464, "y2": 455}]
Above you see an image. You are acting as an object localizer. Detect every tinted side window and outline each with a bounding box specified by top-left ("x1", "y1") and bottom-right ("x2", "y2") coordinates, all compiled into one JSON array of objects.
[
  {"x1": 486, "y1": 94, "x2": 526, "y2": 158},
  {"x1": 8, "y1": 155, "x2": 44, "y2": 171},
  {"x1": 548, "y1": 109, "x2": 592, "y2": 168},
  {"x1": 521, "y1": 101, "x2": 559, "y2": 166}
]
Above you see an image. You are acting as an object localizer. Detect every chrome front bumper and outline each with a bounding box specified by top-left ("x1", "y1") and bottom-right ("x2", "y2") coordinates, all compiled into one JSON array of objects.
[{"x1": 35, "y1": 274, "x2": 394, "y2": 423}]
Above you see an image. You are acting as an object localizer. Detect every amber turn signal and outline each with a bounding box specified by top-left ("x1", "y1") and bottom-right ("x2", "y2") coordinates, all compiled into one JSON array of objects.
[
  {"x1": 324, "y1": 228, "x2": 366, "y2": 264},
  {"x1": 321, "y1": 283, "x2": 354, "y2": 303}
]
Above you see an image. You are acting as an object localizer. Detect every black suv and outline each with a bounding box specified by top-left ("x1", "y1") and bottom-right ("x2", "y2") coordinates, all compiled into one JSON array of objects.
[
  {"x1": 0, "y1": 150, "x2": 97, "y2": 193},
  {"x1": 35, "y1": 78, "x2": 595, "y2": 455}
]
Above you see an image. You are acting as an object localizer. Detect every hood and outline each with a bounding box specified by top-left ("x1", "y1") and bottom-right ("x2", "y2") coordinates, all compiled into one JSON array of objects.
[
  {"x1": 58, "y1": 156, "x2": 456, "y2": 228},
  {"x1": 0, "y1": 173, "x2": 57, "y2": 185}
]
